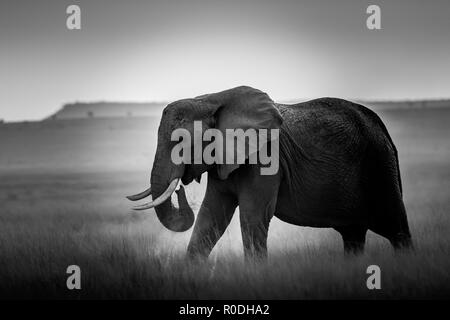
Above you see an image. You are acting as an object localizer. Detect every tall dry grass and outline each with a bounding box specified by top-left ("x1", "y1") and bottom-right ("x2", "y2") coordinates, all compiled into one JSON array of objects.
[{"x1": 1, "y1": 108, "x2": 450, "y2": 299}]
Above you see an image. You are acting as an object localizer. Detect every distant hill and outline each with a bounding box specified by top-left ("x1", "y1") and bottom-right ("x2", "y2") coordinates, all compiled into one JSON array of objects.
[
  {"x1": 44, "y1": 99, "x2": 450, "y2": 121},
  {"x1": 46, "y1": 102, "x2": 168, "y2": 120}
]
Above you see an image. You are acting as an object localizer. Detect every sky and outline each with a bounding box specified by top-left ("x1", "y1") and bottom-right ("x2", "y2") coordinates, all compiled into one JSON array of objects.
[{"x1": 1, "y1": 0, "x2": 450, "y2": 121}]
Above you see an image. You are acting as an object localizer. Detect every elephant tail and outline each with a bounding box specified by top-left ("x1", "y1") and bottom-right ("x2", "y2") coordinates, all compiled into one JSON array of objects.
[{"x1": 373, "y1": 116, "x2": 403, "y2": 196}]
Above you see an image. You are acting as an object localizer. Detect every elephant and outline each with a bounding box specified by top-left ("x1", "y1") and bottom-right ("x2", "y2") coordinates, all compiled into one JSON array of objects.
[{"x1": 127, "y1": 86, "x2": 412, "y2": 259}]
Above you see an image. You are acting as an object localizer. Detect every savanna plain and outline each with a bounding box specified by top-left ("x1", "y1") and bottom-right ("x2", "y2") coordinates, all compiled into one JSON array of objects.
[{"x1": 1, "y1": 106, "x2": 450, "y2": 299}]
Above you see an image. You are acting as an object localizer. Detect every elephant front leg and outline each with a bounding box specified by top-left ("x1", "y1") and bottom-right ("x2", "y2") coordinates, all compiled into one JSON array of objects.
[
  {"x1": 238, "y1": 181, "x2": 279, "y2": 260},
  {"x1": 239, "y1": 217, "x2": 271, "y2": 260},
  {"x1": 186, "y1": 180, "x2": 237, "y2": 260}
]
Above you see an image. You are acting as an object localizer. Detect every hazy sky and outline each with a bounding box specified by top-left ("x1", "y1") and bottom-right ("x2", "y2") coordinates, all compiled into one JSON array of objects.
[{"x1": 1, "y1": 0, "x2": 450, "y2": 121}]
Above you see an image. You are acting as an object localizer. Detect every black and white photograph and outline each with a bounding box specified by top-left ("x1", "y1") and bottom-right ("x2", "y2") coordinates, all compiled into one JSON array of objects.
[{"x1": 1, "y1": 0, "x2": 450, "y2": 307}]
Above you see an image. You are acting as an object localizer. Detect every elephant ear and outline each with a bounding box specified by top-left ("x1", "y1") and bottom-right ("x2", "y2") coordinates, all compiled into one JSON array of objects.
[{"x1": 197, "y1": 86, "x2": 283, "y2": 179}]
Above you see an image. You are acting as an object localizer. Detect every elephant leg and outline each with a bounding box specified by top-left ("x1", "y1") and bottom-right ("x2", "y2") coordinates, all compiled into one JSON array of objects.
[
  {"x1": 389, "y1": 232, "x2": 413, "y2": 250},
  {"x1": 365, "y1": 149, "x2": 413, "y2": 251},
  {"x1": 385, "y1": 200, "x2": 413, "y2": 251},
  {"x1": 186, "y1": 178, "x2": 237, "y2": 260},
  {"x1": 368, "y1": 191, "x2": 413, "y2": 251},
  {"x1": 238, "y1": 168, "x2": 280, "y2": 260},
  {"x1": 239, "y1": 215, "x2": 271, "y2": 260},
  {"x1": 335, "y1": 226, "x2": 367, "y2": 255}
]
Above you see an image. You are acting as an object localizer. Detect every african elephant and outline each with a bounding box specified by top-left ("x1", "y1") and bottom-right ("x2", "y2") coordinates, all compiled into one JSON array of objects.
[{"x1": 127, "y1": 86, "x2": 412, "y2": 259}]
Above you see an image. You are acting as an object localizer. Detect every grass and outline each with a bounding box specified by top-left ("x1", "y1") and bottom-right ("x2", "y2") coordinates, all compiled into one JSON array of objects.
[{"x1": 1, "y1": 108, "x2": 450, "y2": 299}]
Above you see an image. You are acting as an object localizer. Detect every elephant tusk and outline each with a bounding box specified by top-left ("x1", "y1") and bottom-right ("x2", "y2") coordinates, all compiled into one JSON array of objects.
[
  {"x1": 126, "y1": 186, "x2": 152, "y2": 201},
  {"x1": 132, "y1": 179, "x2": 180, "y2": 211}
]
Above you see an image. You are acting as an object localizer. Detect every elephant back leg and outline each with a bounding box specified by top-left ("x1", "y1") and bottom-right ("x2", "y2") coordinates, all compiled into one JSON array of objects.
[
  {"x1": 335, "y1": 226, "x2": 367, "y2": 255},
  {"x1": 365, "y1": 145, "x2": 413, "y2": 250},
  {"x1": 369, "y1": 195, "x2": 412, "y2": 250}
]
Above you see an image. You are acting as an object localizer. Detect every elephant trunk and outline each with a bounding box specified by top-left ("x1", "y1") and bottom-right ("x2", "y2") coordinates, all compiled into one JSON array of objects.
[{"x1": 149, "y1": 149, "x2": 194, "y2": 232}]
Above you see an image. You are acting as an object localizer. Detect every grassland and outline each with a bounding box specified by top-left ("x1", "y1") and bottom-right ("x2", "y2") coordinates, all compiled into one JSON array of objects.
[{"x1": 1, "y1": 108, "x2": 450, "y2": 299}]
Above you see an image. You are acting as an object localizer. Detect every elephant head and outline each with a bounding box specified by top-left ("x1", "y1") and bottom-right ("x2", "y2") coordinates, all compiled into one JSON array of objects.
[{"x1": 127, "y1": 86, "x2": 282, "y2": 232}]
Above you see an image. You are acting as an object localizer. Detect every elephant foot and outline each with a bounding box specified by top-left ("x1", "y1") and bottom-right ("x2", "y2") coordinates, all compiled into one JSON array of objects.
[
  {"x1": 343, "y1": 241, "x2": 365, "y2": 256},
  {"x1": 335, "y1": 225, "x2": 367, "y2": 256},
  {"x1": 390, "y1": 233, "x2": 413, "y2": 251}
]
